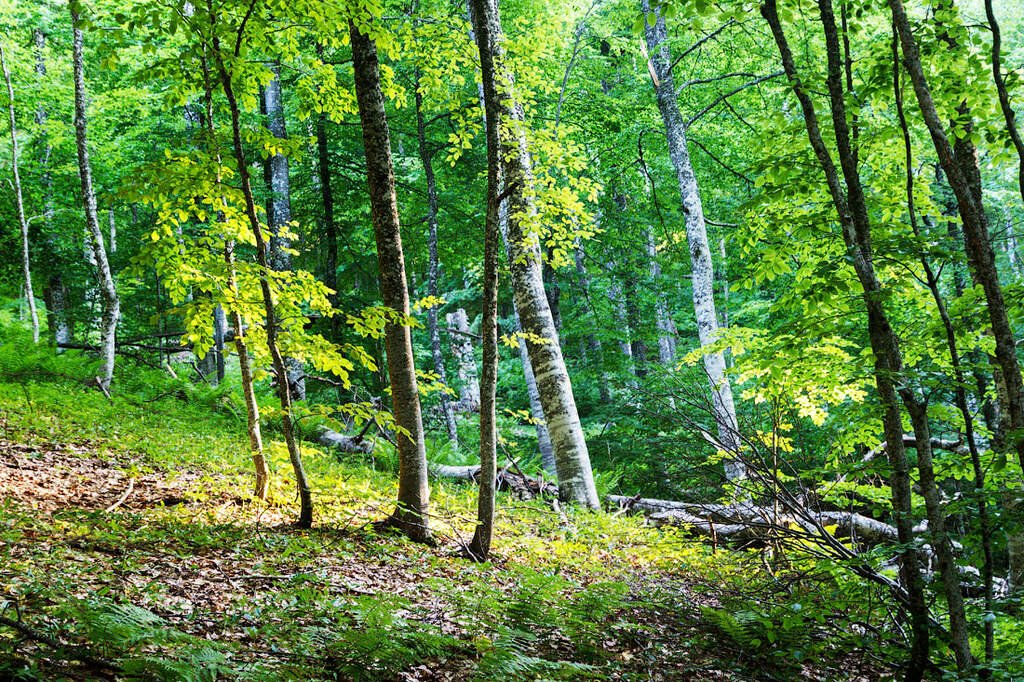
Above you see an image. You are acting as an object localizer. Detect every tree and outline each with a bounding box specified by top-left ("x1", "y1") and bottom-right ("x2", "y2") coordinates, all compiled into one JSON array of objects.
[
  {"x1": 349, "y1": 15, "x2": 432, "y2": 542},
  {"x1": 1, "y1": 43, "x2": 39, "y2": 344},
  {"x1": 642, "y1": 2, "x2": 743, "y2": 480},
  {"x1": 209, "y1": 0, "x2": 313, "y2": 528},
  {"x1": 261, "y1": 62, "x2": 305, "y2": 401},
  {"x1": 71, "y1": 2, "x2": 120, "y2": 393},
  {"x1": 470, "y1": 0, "x2": 599, "y2": 509}
]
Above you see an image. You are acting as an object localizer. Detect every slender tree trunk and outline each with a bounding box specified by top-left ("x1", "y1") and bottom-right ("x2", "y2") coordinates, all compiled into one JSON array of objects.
[
  {"x1": 415, "y1": 72, "x2": 459, "y2": 446},
  {"x1": 469, "y1": 31, "x2": 502, "y2": 557},
  {"x1": 890, "y1": 0, "x2": 1024, "y2": 474},
  {"x1": 892, "y1": 35, "x2": 994, "y2": 666},
  {"x1": 229, "y1": 242, "x2": 270, "y2": 500},
  {"x1": 574, "y1": 244, "x2": 610, "y2": 402},
  {"x1": 315, "y1": 96, "x2": 341, "y2": 344},
  {"x1": 211, "y1": 12, "x2": 312, "y2": 527},
  {"x1": 201, "y1": 56, "x2": 267, "y2": 499},
  {"x1": 446, "y1": 308, "x2": 481, "y2": 412},
  {"x1": 646, "y1": 229, "x2": 677, "y2": 365},
  {"x1": 761, "y1": 2, "x2": 931, "y2": 676},
  {"x1": 261, "y1": 63, "x2": 305, "y2": 401},
  {"x1": 1, "y1": 45, "x2": 39, "y2": 344},
  {"x1": 471, "y1": 0, "x2": 599, "y2": 508},
  {"x1": 984, "y1": 0, "x2": 1024, "y2": 203},
  {"x1": 349, "y1": 19, "x2": 431, "y2": 541},
  {"x1": 33, "y1": 28, "x2": 70, "y2": 350},
  {"x1": 71, "y1": 7, "x2": 120, "y2": 392},
  {"x1": 643, "y1": 4, "x2": 743, "y2": 479}
]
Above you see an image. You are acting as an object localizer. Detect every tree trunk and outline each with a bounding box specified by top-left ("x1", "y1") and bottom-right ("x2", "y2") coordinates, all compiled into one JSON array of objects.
[
  {"x1": 228, "y1": 242, "x2": 270, "y2": 500},
  {"x1": 201, "y1": 58, "x2": 267, "y2": 500},
  {"x1": 642, "y1": 4, "x2": 743, "y2": 479},
  {"x1": 415, "y1": 71, "x2": 459, "y2": 447},
  {"x1": 574, "y1": 244, "x2": 610, "y2": 402},
  {"x1": 1, "y1": 45, "x2": 40, "y2": 344},
  {"x1": 211, "y1": 10, "x2": 312, "y2": 527},
  {"x1": 892, "y1": 37, "x2": 995, "y2": 664},
  {"x1": 261, "y1": 62, "x2": 305, "y2": 402},
  {"x1": 471, "y1": 0, "x2": 598, "y2": 508},
  {"x1": 514, "y1": 307, "x2": 557, "y2": 474},
  {"x1": 446, "y1": 308, "x2": 480, "y2": 413},
  {"x1": 762, "y1": 1, "x2": 932, "y2": 676},
  {"x1": 350, "y1": 19, "x2": 431, "y2": 542},
  {"x1": 984, "y1": 0, "x2": 1024, "y2": 204},
  {"x1": 71, "y1": 7, "x2": 120, "y2": 392},
  {"x1": 468, "y1": 14, "x2": 502, "y2": 556},
  {"x1": 646, "y1": 229, "x2": 677, "y2": 365},
  {"x1": 890, "y1": 0, "x2": 1024, "y2": 474},
  {"x1": 315, "y1": 94, "x2": 342, "y2": 345}
]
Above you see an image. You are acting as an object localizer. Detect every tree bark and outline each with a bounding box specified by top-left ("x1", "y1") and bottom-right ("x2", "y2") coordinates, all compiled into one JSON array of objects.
[
  {"x1": 1, "y1": 44, "x2": 40, "y2": 344},
  {"x1": 446, "y1": 308, "x2": 480, "y2": 413},
  {"x1": 643, "y1": 4, "x2": 743, "y2": 480},
  {"x1": 211, "y1": 8, "x2": 311, "y2": 526},
  {"x1": 514, "y1": 307, "x2": 556, "y2": 474},
  {"x1": 71, "y1": 6, "x2": 120, "y2": 392},
  {"x1": 415, "y1": 71, "x2": 459, "y2": 447},
  {"x1": 892, "y1": 35, "x2": 995, "y2": 666},
  {"x1": 646, "y1": 229, "x2": 677, "y2": 365},
  {"x1": 350, "y1": 19, "x2": 432, "y2": 541},
  {"x1": 261, "y1": 62, "x2": 305, "y2": 401},
  {"x1": 468, "y1": 16, "x2": 502, "y2": 557},
  {"x1": 471, "y1": 0, "x2": 599, "y2": 508},
  {"x1": 890, "y1": 0, "x2": 1024, "y2": 474},
  {"x1": 314, "y1": 87, "x2": 341, "y2": 344}
]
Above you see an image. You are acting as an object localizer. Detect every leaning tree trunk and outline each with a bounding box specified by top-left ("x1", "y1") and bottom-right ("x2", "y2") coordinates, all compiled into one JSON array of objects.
[
  {"x1": 1, "y1": 45, "x2": 39, "y2": 344},
  {"x1": 71, "y1": 7, "x2": 120, "y2": 392},
  {"x1": 762, "y1": 1, "x2": 932, "y2": 677},
  {"x1": 642, "y1": 4, "x2": 743, "y2": 480},
  {"x1": 261, "y1": 63, "x2": 305, "y2": 401},
  {"x1": 33, "y1": 28, "x2": 71, "y2": 350},
  {"x1": 201, "y1": 71, "x2": 268, "y2": 499},
  {"x1": 415, "y1": 72, "x2": 459, "y2": 447},
  {"x1": 350, "y1": 19, "x2": 432, "y2": 542},
  {"x1": 890, "y1": 0, "x2": 1024, "y2": 475},
  {"x1": 211, "y1": 14, "x2": 312, "y2": 527},
  {"x1": 984, "y1": 0, "x2": 1024, "y2": 205}
]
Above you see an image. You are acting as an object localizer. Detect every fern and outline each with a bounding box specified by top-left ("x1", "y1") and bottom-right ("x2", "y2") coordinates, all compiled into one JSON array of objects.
[{"x1": 473, "y1": 627, "x2": 598, "y2": 681}]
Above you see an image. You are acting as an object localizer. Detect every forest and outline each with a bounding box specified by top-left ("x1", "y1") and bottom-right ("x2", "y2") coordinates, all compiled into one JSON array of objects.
[{"x1": 1, "y1": 0, "x2": 1023, "y2": 678}]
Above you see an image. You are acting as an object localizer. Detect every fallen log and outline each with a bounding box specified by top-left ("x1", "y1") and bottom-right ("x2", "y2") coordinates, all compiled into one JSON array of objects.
[{"x1": 317, "y1": 427, "x2": 374, "y2": 455}]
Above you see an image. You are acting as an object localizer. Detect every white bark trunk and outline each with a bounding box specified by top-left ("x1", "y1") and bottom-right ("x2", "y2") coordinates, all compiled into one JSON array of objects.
[
  {"x1": 643, "y1": 5, "x2": 743, "y2": 479},
  {"x1": 262, "y1": 63, "x2": 305, "y2": 401},
  {"x1": 71, "y1": 14, "x2": 120, "y2": 391},
  {"x1": 446, "y1": 308, "x2": 480, "y2": 413},
  {"x1": 1, "y1": 45, "x2": 40, "y2": 344},
  {"x1": 472, "y1": 0, "x2": 598, "y2": 507}
]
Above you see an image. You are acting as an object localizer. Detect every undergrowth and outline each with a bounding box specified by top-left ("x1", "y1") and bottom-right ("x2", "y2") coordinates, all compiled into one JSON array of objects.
[{"x1": 0, "y1": 337, "x2": 899, "y2": 681}]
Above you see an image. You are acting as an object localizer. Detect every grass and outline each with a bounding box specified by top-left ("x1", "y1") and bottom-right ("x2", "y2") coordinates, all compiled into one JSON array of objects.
[{"x1": 0, "y1": 341, "x2": 896, "y2": 681}]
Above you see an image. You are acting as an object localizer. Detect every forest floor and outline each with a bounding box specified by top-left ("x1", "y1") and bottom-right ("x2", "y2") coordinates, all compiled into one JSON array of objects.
[{"x1": 0, "y1": 362, "x2": 897, "y2": 681}]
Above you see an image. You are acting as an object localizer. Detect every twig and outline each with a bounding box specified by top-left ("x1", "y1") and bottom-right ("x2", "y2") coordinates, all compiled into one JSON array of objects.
[{"x1": 104, "y1": 478, "x2": 135, "y2": 512}]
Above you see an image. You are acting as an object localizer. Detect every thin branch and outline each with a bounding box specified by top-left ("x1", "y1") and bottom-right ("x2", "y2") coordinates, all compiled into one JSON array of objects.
[{"x1": 686, "y1": 71, "x2": 784, "y2": 127}]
